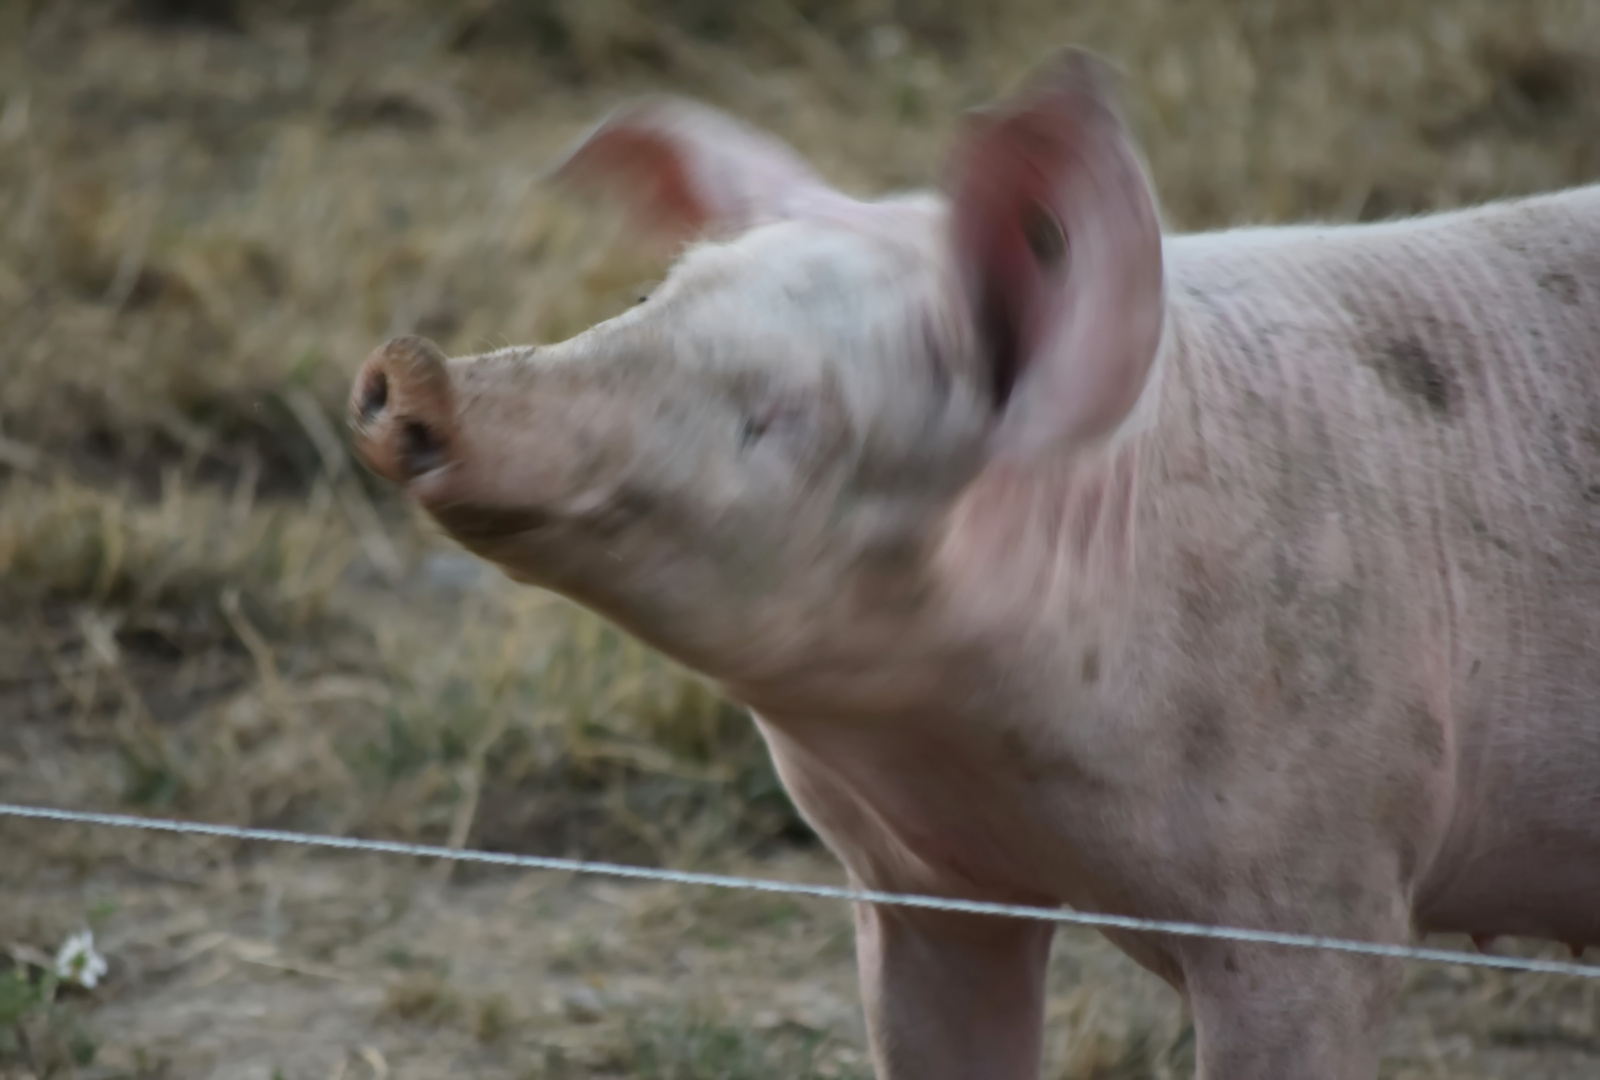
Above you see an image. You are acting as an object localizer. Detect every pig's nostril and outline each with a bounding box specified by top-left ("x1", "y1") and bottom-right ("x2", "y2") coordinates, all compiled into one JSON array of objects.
[
  {"x1": 399, "y1": 419, "x2": 446, "y2": 476},
  {"x1": 350, "y1": 337, "x2": 455, "y2": 484},
  {"x1": 360, "y1": 371, "x2": 389, "y2": 423}
]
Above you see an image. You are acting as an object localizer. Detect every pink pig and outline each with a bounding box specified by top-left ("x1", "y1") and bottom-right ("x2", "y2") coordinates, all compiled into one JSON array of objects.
[{"x1": 350, "y1": 49, "x2": 1600, "y2": 1080}]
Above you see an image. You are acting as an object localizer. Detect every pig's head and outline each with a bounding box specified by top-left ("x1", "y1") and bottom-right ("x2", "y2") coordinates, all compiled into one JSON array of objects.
[{"x1": 349, "y1": 49, "x2": 1165, "y2": 699}]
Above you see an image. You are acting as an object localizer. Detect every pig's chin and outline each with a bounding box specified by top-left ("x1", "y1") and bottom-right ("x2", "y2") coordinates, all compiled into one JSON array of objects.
[
  {"x1": 425, "y1": 499, "x2": 558, "y2": 544},
  {"x1": 421, "y1": 501, "x2": 624, "y2": 596},
  {"x1": 426, "y1": 514, "x2": 566, "y2": 591},
  {"x1": 407, "y1": 465, "x2": 564, "y2": 545}
]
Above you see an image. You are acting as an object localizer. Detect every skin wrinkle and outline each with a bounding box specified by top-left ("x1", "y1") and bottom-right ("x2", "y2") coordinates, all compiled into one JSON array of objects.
[
  {"x1": 1160, "y1": 296, "x2": 1214, "y2": 490},
  {"x1": 1397, "y1": 257, "x2": 1478, "y2": 705},
  {"x1": 1532, "y1": 243, "x2": 1600, "y2": 813},
  {"x1": 1277, "y1": 253, "x2": 1372, "y2": 718},
  {"x1": 1529, "y1": 233, "x2": 1599, "y2": 514},
  {"x1": 1305, "y1": 256, "x2": 1417, "y2": 611},
  {"x1": 1456, "y1": 234, "x2": 1550, "y2": 569},
  {"x1": 1155, "y1": 257, "x2": 1442, "y2": 1020},
  {"x1": 1459, "y1": 243, "x2": 1542, "y2": 752},
  {"x1": 1332, "y1": 248, "x2": 1450, "y2": 624},
  {"x1": 1446, "y1": 233, "x2": 1544, "y2": 760},
  {"x1": 1280, "y1": 256, "x2": 1408, "y2": 896},
  {"x1": 1327, "y1": 249, "x2": 1467, "y2": 891},
  {"x1": 1410, "y1": 224, "x2": 1600, "y2": 930},
  {"x1": 1410, "y1": 252, "x2": 1517, "y2": 743}
]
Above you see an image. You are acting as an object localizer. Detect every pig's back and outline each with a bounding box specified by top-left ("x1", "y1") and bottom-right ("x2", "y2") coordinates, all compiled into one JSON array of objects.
[{"x1": 1162, "y1": 185, "x2": 1600, "y2": 942}]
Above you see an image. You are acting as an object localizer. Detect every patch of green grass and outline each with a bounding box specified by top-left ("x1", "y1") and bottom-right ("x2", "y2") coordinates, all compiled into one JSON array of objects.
[
  {"x1": 381, "y1": 945, "x2": 416, "y2": 969},
  {"x1": 474, "y1": 993, "x2": 514, "y2": 1043},
  {"x1": 0, "y1": 964, "x2": 98, "y2": 1077}
]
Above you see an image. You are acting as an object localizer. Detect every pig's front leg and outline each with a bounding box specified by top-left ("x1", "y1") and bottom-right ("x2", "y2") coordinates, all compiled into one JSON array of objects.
[
  {"x1": 759, "y1": 723, "x2": 1055, "y2": 1077},
  {"x1": 854, "y1": 897, "x2": 1055, "y2": 1080},
  {"x1": 1180, "y1": 915, "x2": 1408, "y2": 1079}
]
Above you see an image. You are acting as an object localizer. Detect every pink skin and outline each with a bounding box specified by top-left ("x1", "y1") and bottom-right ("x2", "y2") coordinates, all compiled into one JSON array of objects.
[{"x1": 350, "y1": 48, "x2": 1600, "y2": 1080}]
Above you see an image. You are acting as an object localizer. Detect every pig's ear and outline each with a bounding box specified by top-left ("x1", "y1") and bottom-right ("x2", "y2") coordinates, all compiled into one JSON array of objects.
[
  {"x1": 947, "y1": 49, "x2": 1165, "y2": 459},
  {"x1": 548, "y1": 98, "x2": 843, "y2": 241}
]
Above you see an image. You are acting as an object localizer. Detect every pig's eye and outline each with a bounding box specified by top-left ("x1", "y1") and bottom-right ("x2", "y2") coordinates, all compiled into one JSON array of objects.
[
  {"x1": 738, "y1": 413, "x2": 769, "y2": 449},
  {"x1": 738, "y1": 400, "x2": 805, "y2": 451}
]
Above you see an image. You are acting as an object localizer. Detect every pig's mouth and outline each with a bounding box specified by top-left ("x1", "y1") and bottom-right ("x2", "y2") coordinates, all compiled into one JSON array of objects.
[{"x1": 426, "y1": 501, "x2": 558, "y2": 543}]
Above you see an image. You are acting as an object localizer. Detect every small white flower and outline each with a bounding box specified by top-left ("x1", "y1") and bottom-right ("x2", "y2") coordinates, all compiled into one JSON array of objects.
[{"x1": 54, "y1": 930, "x2": 107, "y2": 989}]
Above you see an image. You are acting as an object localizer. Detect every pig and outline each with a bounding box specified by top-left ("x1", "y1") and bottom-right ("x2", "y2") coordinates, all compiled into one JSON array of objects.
[{"x1": 348, "y1": 48, "x2": 1600, "y2": 1080}]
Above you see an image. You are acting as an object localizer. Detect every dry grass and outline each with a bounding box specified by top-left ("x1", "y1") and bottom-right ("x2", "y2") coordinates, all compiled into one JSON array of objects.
[
  {"x1": 3, "y1": 0, "x2": 1600, "y2": 1076},
  {"x1": 0, "y1": 473, "x2": 788, "y2": 868}
]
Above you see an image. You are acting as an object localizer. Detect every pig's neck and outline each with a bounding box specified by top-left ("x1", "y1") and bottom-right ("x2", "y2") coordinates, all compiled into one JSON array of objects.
[
  {"x1": 732, "y1": 304, "x2": 1197, "y2": 730},
  {"x1": 933, "y1": 440, "x2": 1145, "y2": 625},
  {"x1": 713, "y1": 446, "x2": 1147, "y2": 727},
  {"x1": 923, "y1": 295, "x2": 1205, "y2": 649}
]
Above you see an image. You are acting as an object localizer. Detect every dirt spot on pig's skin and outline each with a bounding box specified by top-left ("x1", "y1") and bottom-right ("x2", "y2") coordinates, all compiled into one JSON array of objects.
[
  {"x1": 1000, "y1": 728, "x2": 1045, "y2": 784},
  {"x1": 1408, "y1": 702, "x2": 1446, "y2": 768},
  {"x1": 1181, "y1": 697, "x2": 1230, "y2": 771},
  {"x1": 1365, "y1": 337, "x2": 1455, "y2": 418},
  {"x1": 1263, "y1": 625, "x2": 1302, "y2": 707},
  {"x1": 1081, "y1": 647, "x2": 1101, "y2": 685},
  {"x1": 999, "y1": 727, "x2": 1112, "y2": 791},
  {"x1": 1540, "y1": 270, "x2": 1581, "y2": 305},
  {"x1": 1177, "y1": 549, "x2": 1231, "y2": 629}
]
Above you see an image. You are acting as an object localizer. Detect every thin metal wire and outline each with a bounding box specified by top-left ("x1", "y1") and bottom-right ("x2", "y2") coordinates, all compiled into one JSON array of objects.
[{"x1": 4, "y1": 801, "x2": 1596, "y2": 980}]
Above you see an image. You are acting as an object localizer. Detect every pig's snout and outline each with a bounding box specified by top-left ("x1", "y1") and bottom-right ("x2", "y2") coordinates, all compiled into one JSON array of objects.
[{"x1": 349, "y1": 335, "x2": 457, "y2": 486}]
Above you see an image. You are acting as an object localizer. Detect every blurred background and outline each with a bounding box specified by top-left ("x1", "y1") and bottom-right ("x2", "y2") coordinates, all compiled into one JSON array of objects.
[{"x1": 2, "y1": 0, "x2": 1599, "y2": 1076}]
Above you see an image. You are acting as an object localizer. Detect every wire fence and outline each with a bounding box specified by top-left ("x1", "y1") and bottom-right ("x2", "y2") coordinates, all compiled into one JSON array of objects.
[{"x1": 4, "y1": 801, "x2": 1598, "y2": 981}]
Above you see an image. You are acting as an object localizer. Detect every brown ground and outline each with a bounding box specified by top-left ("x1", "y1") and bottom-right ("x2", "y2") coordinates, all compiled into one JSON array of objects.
[{"x1": 3, "y1": 1, "x2": 1600, "y2": 1076}]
